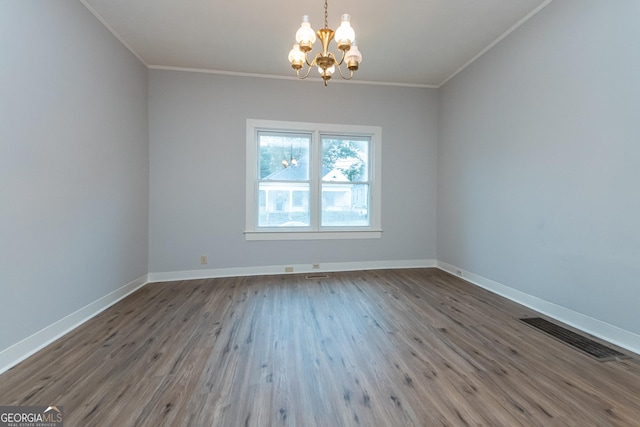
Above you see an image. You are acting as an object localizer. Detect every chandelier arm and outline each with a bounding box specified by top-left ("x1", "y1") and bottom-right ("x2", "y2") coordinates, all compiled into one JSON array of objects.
[
  {"x1": 306, "y1": 52, "x2": 321, "y2": 68},
  {"x1": 332, "y1": 49, "x2": 346, "y2": 67},
  {"x1": 296, "y1": 64, "x2": 315, "y2": 79},
  {"x1": 334, "y1": 62, "x2": 354, "y2": 80}
]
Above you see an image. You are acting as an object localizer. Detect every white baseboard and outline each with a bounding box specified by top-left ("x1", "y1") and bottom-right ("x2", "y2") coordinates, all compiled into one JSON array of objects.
[
  {"x1": 147, "y1": 259, "x2": 437, "y2": 283},
  {"x1": 436, "y1": 261, "x2": 640, "y2": 356},
  {"x1": 0, "y1": 274, "x2": 149, "y2": 375},
  {"x1": 0, "y1": 261, "x2": 433, "y2": 374},
  {"x1": 4, "y1": 259, "x2": 637, "y2": 376}
]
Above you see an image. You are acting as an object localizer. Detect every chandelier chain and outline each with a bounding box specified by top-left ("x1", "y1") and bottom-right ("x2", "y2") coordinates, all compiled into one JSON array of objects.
[{"x1": 324, "y1": 0, "x2": 328, "y2": 28}]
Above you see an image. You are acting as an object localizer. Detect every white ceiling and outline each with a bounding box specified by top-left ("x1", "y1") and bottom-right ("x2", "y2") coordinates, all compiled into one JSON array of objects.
[{"x1": 81, "y1": 0, "x2": 552, "y2": 87}]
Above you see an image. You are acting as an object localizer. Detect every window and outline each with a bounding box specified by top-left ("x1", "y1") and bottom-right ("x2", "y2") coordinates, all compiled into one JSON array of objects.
[{"x1": 246, "y1": 119, "x2": 382, "y2": 240}]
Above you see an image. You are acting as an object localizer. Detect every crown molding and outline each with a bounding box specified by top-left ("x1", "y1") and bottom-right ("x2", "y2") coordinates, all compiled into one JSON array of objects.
[
  {"x1": 79, "y1": 0, "x2": 148, "y2": 67},
  {"x1": 147, "y1": 65, "x2": 438, "y2": 89},
  {"x1": 81, "y1": 0, "x2": 552, "y2": 89},
  {"x1": 437, "y1": 0, "x2": 554, "y2": 88}
]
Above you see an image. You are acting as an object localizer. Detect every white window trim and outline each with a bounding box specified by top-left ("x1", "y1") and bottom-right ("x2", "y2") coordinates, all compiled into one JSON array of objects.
[{"x1": 245, "y1": 119, "x2": 382, "y2": 241}]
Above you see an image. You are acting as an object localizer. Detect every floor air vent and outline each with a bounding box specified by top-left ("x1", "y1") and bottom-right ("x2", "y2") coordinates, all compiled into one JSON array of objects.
[{"x1": 520, "y1": 317, "x2": 628, "y2": 361}]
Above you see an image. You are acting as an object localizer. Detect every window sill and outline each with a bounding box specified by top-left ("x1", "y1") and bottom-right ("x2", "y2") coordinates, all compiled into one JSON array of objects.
[{"x1": 244, "y1": 230, "x2": 383, "y2": 241}]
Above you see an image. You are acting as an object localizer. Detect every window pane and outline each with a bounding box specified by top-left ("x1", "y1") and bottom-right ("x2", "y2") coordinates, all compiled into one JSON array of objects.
[
  {"x1": 321, "y1": 183, "x2": 369, "y2": 227},
  {"x1": 321, "y1": 136, "x2": 369, "y2": 182},
  {"x1": 259, "y1": 190, "x2": 266, "y2": 208},
  {"x1": 259, "y1": 131, "x2": 310, "y2": 181},
  {"x1": 258, "y1": 182, "x2": 310, "y2": 227}
]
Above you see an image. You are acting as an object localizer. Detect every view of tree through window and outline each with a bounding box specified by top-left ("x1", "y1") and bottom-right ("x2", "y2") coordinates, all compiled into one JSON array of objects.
[
  {"x1": 322, "y1": 137, "x2": 367, "y2": 182},
  {"x1": 321, "y1": 136, "x2": 369, "y2": 226}
]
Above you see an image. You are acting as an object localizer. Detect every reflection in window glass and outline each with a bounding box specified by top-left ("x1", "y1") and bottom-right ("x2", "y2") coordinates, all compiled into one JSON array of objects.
[
  {"x1": 259, "y1": 132, "x2": 310, "y2": 180},
  {"x1": 257, "y1": 131, "x2": 311, "y2": 227}
]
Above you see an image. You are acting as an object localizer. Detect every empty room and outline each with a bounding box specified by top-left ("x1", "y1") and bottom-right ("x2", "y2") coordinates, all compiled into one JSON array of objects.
[{"x1": 1, "y1": 0, "x2": 639, "y2": 425}]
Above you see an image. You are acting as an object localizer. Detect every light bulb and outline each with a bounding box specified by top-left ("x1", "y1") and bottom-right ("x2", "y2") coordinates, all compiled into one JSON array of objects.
[
  {"x1": 318, "y1": 65, "x2": 335, "y2": 76},
  {"x1": 345, "y1": 43, "x2": 362, "y2": 70},
  {"x1": 295, "y1": 15, "x2": 316, "y2": 52},
  {"x1": 335, "y1": 14, "x2": 355, "y2": 50},
  {"x1": 288, "y1": 44, "x2": 305, "y2": 69}
]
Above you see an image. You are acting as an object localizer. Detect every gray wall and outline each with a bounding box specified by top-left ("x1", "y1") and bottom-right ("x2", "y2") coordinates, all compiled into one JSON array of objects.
[
  {"x1": 0, "y1": 1, "x2": 149, "y2": 350},
  {"x1": 4, "y1": 0, "x2": 636, "y2": 358},
  {"x1": 438, "y1": 0, "x2": 640, "y2": 334},
  {"x1": 148, "y1": 71, "x2": 438, "y2": 273}
]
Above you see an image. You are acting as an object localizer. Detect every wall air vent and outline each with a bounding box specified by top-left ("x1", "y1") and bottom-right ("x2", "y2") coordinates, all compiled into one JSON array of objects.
[{"x1": 305, "y1": 274, "x2": 330, "y2": 279}]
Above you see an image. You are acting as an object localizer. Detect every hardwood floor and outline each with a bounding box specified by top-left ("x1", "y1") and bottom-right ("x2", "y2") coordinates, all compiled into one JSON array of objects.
[{"x1": 1, "y1": 268, "x2": 639, "y2": 426}]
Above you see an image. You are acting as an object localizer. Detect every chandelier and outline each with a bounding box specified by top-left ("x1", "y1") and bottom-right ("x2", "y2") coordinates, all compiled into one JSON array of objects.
[{"x1": 288, "y1": 0, "x2": 363, "y2": 86}]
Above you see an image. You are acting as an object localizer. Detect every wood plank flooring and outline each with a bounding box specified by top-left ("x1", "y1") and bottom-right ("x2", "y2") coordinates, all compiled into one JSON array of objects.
[{"x1": 1, "y1": 268, "x2": 639, "y2": 426}]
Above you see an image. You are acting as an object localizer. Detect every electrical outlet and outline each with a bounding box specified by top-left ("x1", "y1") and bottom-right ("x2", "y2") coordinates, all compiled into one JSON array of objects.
[
  {"x1": 201, "y1": 255, "x2": 208, "y2": 265},
  {"x1": 285, "y1": 266, "x2": 294, "y2": 273},
  {"x1": 312, "y1": 263, "x2": 320, "y2": 269}
]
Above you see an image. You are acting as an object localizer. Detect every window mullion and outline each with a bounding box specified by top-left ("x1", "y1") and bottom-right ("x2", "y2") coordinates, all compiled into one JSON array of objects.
[{"x1": 310, "y1": 130, "x2": 321, "y2": 230}]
